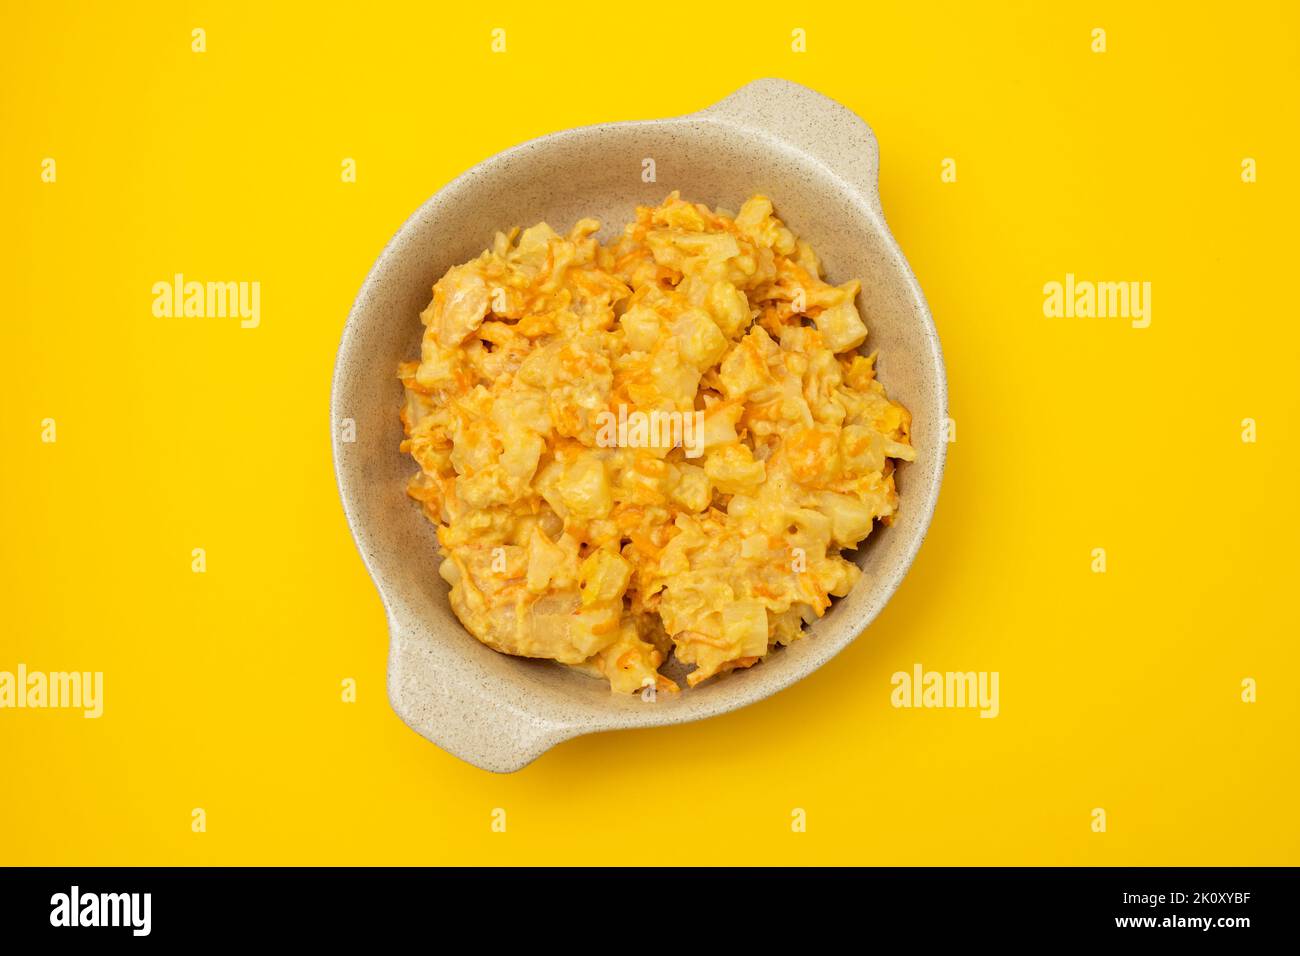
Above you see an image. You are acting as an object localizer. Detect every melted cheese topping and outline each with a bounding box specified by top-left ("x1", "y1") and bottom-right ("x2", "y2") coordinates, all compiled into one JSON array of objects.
[{"x1": 399, "y1": 193, "x2": 915, "y2": 693}]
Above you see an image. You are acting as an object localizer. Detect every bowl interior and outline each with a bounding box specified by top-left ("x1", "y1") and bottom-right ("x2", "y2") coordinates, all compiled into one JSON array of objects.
[{"x1": 334, "y1": 116, "x2": 945, "y2": 729}]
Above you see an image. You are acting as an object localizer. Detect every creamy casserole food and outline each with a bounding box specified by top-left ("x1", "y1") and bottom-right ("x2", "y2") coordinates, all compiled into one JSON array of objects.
[{"x1": 398, "y1": 193, "x2": 914, "y2": 692}]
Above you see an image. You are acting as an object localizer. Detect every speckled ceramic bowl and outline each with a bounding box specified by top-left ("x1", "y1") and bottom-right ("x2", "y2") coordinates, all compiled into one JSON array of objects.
[{"x1": 331, "y1": 78, "x2": 946, "y2": 772}]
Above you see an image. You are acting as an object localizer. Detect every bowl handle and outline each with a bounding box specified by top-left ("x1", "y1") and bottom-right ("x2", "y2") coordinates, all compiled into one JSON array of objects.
[
  {"x1": 386, "y1": 610, "x2": 574, "y2": 773},
  {"x1": 696, "y1": 78, "x2": 883, "y2": 217}
]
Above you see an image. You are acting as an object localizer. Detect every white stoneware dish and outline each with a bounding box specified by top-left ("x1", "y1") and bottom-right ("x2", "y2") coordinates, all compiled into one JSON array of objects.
[{"x1": 331, "y1": 78, "x2": 947, "y2": 772}]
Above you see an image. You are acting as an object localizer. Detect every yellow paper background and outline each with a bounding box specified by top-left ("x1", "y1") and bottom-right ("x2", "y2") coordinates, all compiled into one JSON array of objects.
[{"x1": 2, "y1": 1, "x2": 1297, "y2": 865}]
